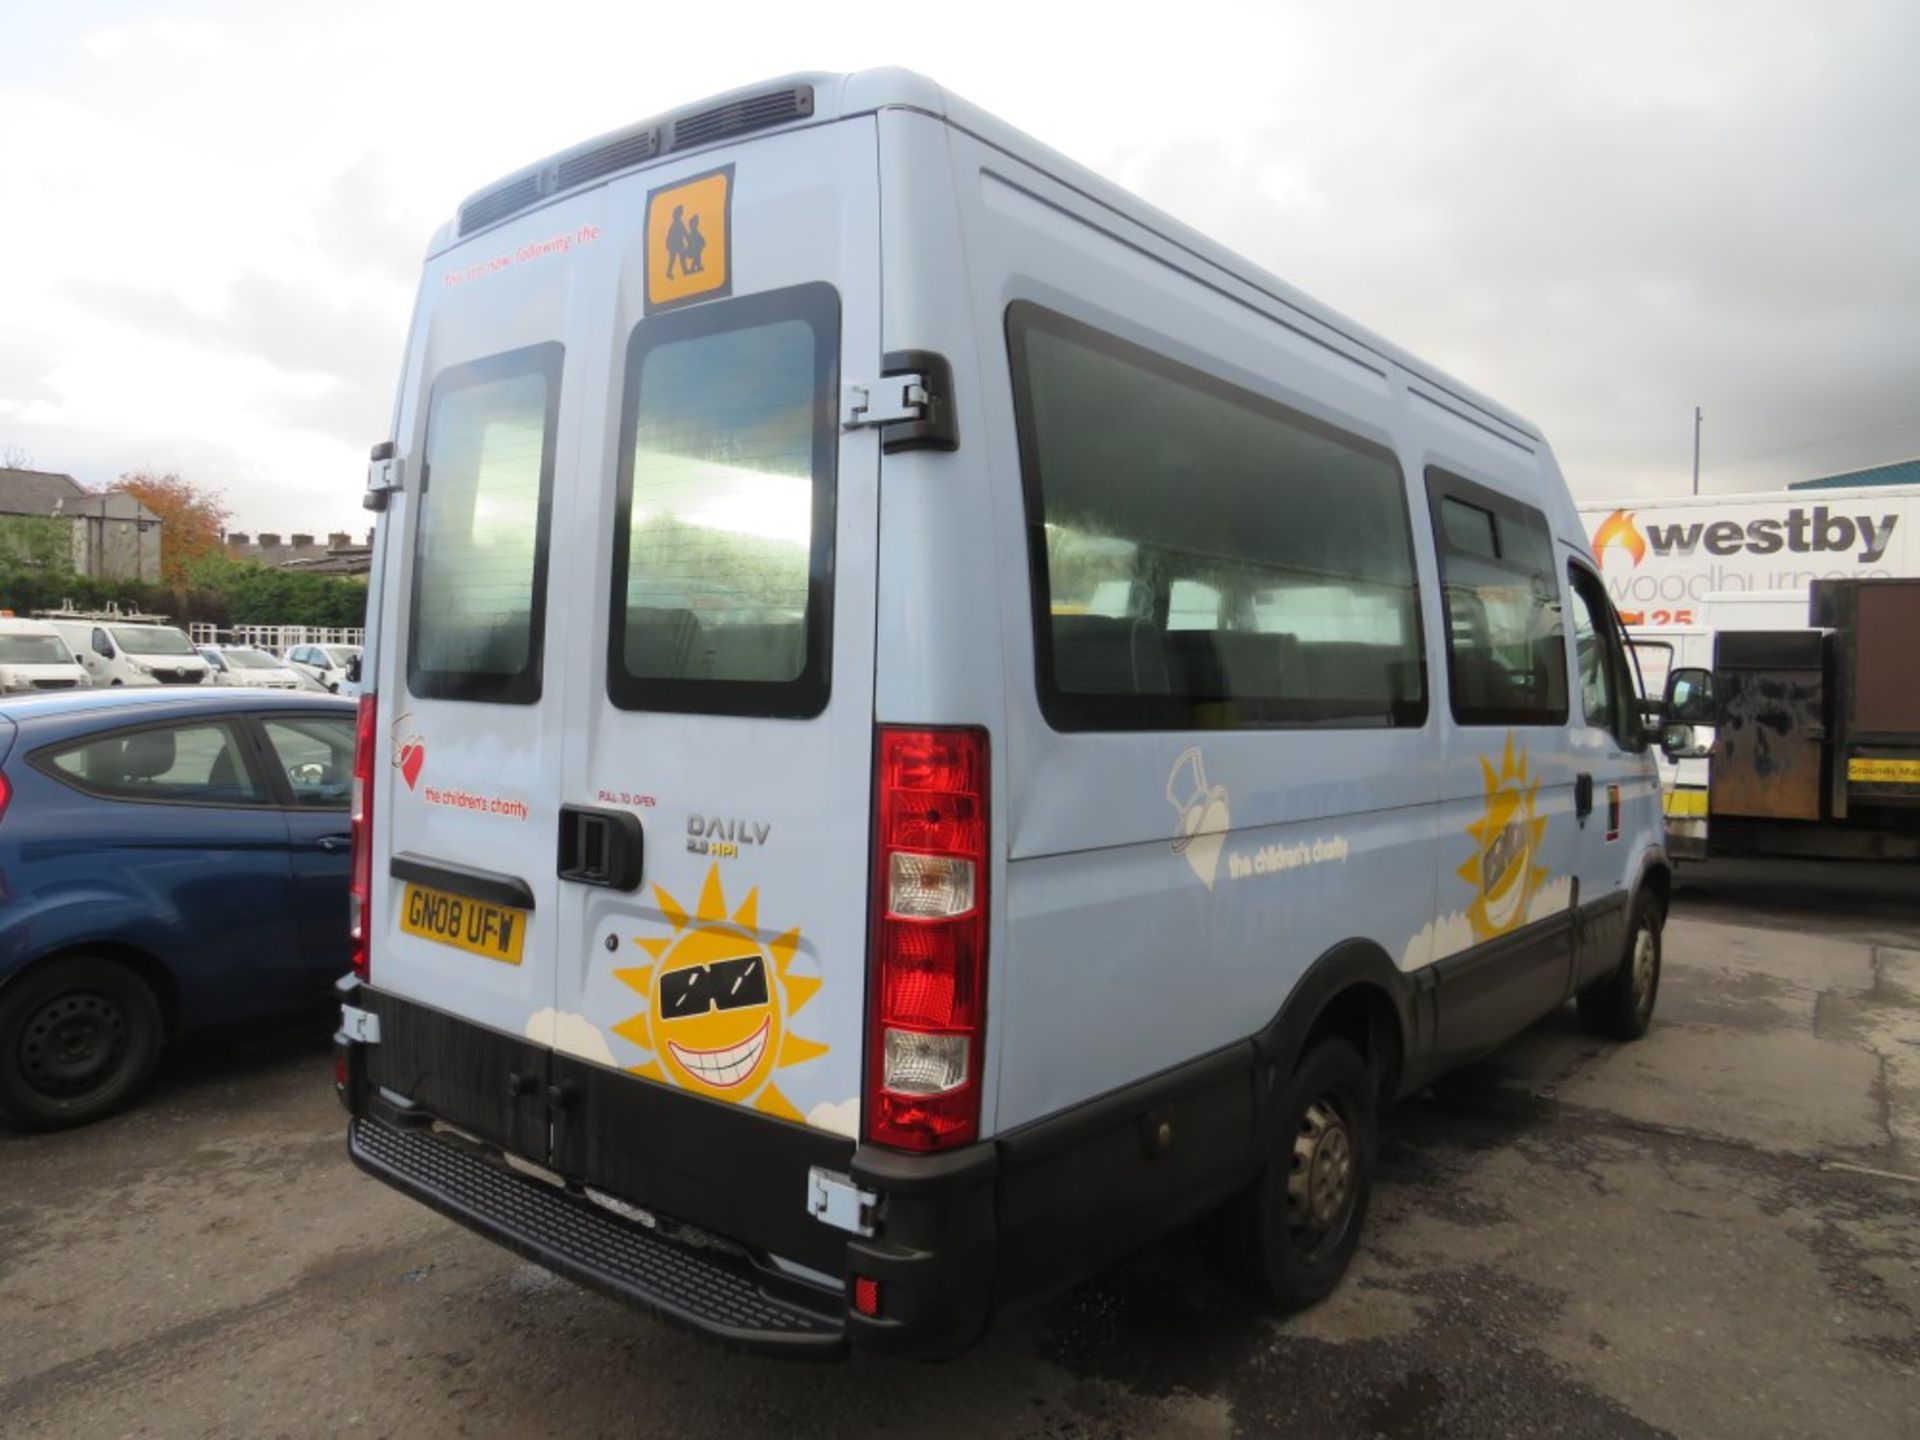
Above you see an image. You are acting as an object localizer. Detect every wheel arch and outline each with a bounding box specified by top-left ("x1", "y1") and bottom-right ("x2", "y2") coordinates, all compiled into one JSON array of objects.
[
  {"x1": 1257, "y1": 939, "x2": 1417, "y2": 1109},
  {"x1": 0, "y1": 942, "x2": 181, "y2": 1034}
]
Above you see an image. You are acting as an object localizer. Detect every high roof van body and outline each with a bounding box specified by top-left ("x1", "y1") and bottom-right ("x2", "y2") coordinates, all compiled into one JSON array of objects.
[{"x1": 336, "y1": 70, "x2": 1670, "y2": 1358}]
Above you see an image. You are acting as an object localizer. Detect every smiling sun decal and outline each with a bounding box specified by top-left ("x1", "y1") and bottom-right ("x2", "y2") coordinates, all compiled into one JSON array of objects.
[
  {"x1": 1459, "y1": 733, "x2": 1549, "y2": 942},
  {"x1": 612, "y1": 865, "x2": 828, "y2": 1120}
]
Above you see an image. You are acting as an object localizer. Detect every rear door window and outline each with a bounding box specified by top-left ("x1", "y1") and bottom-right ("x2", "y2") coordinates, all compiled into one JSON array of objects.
[
  {"x1": 608, "y1": 282, "x2": 839, "y2": 719},
  {"x1": 43, "y1": 722, "x2": 264, "y2": 805},
  {"x1": 408, "y1": 342, "x2": 563, "y2": 704}
]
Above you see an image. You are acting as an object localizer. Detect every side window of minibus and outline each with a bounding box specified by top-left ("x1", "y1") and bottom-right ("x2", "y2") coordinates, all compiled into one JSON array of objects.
[
  {"x1": 1008, "y1": 302, "x2": 1428, "y2": 730},
  {"x1": 1425, "y1": 471, "x2": 1568, "y2": 727}
]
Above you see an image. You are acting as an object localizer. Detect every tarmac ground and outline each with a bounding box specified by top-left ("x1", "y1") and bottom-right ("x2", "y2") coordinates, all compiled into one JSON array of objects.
[{"x1": 2, "y1": 857, "x2": 1916, "y2": 1438}]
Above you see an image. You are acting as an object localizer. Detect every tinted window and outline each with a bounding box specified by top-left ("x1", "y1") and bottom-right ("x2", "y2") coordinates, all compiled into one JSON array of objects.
[
  {"x1": 47, "y1": 722, "x2": 261, "y2": 804},
  {"x1": 1569, "y1": 565, "x2": 1640, "y2": 744},
  {"x1": 608, "y1": 283, "x2": 838, "y2": 718},
  {"x1": 1008, "y1": 303, "x2": 1426, "y2": 730},
  {"x1": 408, "y1": 342, "x2": 562, "y2": 703},
  {"x1": 262, "y1": 716, "x2": 354, "y2": 807},
  {"x1": 1426, "y1": 470, "x2": 1568, "y2": 726}
]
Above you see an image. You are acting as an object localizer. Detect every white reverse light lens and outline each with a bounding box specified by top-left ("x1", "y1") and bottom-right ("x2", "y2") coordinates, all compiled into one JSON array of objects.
[
  {"x1": 882, "y1": 1029, "x2": 969, "y2": 1095},
  {"x1": 888, "y1": 852, "x2": 976, "y2": 918}
]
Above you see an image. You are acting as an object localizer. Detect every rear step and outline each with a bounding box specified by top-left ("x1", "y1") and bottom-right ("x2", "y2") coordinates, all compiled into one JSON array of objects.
[{"x1": 348, "y1": 1117, "x2": 846, "y2": 1357}]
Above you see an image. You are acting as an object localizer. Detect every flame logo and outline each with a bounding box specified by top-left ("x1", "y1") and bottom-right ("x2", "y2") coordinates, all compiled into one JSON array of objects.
[{"x1": 1589, "y1": 509, "x2": 1647, "y2": 569}]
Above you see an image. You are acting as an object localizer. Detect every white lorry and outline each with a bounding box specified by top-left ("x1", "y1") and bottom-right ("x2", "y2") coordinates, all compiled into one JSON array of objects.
[{"x1": 1581, "y1": 487, "x2": 1919, "y2": 856}]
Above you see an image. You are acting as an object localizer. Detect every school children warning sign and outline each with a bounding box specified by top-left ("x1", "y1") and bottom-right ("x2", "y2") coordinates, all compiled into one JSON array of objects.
[{"x1": 645, "y1": 165, "x2": 733, "y2": 312}]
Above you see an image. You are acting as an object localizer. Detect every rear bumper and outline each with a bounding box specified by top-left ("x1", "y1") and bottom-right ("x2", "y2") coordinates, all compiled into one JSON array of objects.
[
  {"x1": 336, "y1": 983, "x2": 1254, "y2": 1360},
  {"x1": 334, "y1": 985, "x2": 1001, "y2": 1359},
  {"x1": 347, "y1": 1113, "x2": 848, "y2": 1357}
]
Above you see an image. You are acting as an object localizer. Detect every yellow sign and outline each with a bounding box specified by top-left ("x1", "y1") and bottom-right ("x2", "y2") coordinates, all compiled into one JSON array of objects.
[
  {"x1": 645, "y1": 165, "x2": 732, "y2": 312},
  {"x1": 1849, "y1": 757, "x2": 1920, "y2": 784},
  {"x1": 1663, "y1": 787, "x2": 1709, "y2": 818},
  {"x1": 399, "y1": 884, "x2": 527, "y2": 965}
]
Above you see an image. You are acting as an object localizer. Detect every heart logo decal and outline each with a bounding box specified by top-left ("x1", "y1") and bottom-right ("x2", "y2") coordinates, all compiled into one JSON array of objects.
[{"x1": 391, "y1": 712, "x2": 426, "y2": 790}]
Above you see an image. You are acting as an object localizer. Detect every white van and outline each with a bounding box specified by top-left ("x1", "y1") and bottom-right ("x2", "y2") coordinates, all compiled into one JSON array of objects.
[
  {"x1": 336, "y1": 71, "x2": 1670, "y2": 1359},
  {"x1": 45, "y1": 620, "x2": 211, "y2": 688},
  {"x1": 0, "y1": 619, "x2": 91, "y2": 695}
]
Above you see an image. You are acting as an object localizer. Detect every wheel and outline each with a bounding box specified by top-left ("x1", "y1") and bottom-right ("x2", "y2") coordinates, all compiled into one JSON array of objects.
[
  {"x1": 1578, "y1": 893, "x2": 1663, "y2": 1040},
  {"x1": 1222, "y1": 1037, "x2": 1376, "y2": 1314},
  {"x1": 0, "y1": 957, "x2": 164, "y2": 1130}
]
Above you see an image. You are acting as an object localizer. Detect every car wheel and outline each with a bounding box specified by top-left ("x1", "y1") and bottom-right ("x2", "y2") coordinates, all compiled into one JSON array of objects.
[
  {"x1": 1578, "y1": 894, "x2": 1664, "y2": 1041},
  {"x1": 0, "y1": 957, "x2": 164, "y2": 1130},
  {"x1": 1221, "y1": 1037, "x2": 1376, "y2": 1315}
]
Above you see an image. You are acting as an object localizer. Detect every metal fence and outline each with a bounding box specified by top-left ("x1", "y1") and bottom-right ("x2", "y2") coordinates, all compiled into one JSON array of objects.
[{"x1": 187, "y1": 623, "x2": 365, "y2": 654}]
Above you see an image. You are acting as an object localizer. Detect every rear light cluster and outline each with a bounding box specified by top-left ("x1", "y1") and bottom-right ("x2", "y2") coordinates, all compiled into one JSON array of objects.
[
  {"x1": 867, "y1": 727, "x2": 988, "y2": 1152},
  {"x1": 348, "y1": 694, "x2": 376, "y2": 981},
  {"x1": 0, "y1": 770, "x2": 11, "y2": 827}
]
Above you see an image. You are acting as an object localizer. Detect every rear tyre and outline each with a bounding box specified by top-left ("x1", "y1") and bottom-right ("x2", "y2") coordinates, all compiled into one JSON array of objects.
[
  {"x1": 1225, "y1": 1037, "x2": 1376, "y2": 1315},
  {"x1": 0, "y1": 958, "x2": 164, "y2": 1130},
  {"x1": 1577, "y1": 894, "x2": 1663, "y2": 1041}
]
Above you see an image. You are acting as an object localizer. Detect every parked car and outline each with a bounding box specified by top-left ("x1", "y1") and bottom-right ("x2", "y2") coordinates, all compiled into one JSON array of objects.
[
  {"x1": 0, "y1": 687, "x2": 356, "y2": 1128},
  {"x1": 0, "y1": 620, "x2": 91, "y2": 696},
  {"x1": 45, "y1": 620, "x2": 212, "y2": 688},
  {"x1": 287, "y1": 644, "x2": 363, "y2": 694},
  {"x1": 196, "y1": 645, "x2": 307, "y2": 690}
]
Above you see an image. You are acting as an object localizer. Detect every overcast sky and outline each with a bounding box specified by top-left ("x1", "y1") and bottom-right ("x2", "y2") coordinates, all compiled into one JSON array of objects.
[{"x1": 2, "y1": 1, "x2": 1915, "y2": 533}]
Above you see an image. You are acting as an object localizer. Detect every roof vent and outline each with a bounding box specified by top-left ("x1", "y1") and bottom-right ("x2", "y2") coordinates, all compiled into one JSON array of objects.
[
  {"x1": 671, "y1": 84, "x2": 814, "y2": 152},
  {"x1": 458, "y1": 173, "x2": 543, "y2": 237},
  {"x1": 556, "y1": 127, "x2": 660, "y2": 190}
]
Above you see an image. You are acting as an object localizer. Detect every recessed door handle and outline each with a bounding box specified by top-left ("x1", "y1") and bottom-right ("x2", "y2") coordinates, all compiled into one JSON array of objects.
[
  {"x1": 314, "y1": 834, "x2": 351, "y2": 852},
  {"x1": 1575, "y1": 773, "x2": 1595, "y2": 820}
]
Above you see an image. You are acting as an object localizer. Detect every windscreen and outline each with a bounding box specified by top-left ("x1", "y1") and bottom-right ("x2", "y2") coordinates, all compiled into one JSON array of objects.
[
  {"x1": 225, "y1": 649, "x2": 281, "y2": 670},
  {"x1": 0, "y1": 634, "x2": 73, "y2": 665},
  {"x1": 111, "y1": 625, "x2": 196, "y2": 657}
]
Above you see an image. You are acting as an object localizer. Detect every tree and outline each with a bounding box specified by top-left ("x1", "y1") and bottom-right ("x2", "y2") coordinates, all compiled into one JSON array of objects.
[{"x1": 105, "y1": 469, "x2": 231, "y2": 584}]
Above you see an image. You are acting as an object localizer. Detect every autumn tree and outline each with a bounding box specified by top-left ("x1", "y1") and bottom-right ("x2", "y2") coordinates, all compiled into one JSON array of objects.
[{"x1": 104, "y1": 469, "x2": 231, "y2": 584}]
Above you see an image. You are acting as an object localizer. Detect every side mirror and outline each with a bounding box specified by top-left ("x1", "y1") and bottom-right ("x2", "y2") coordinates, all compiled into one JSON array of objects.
[
  {"x1": 1661, "y1": 722, "x2": 1710, "y2": 759},
  {"x1": 345, "y1": 655, "x2": 363, "y2": 683},
  {"x1": 1664, "y1": 666, "x2": 1715, "y2": 725},
  {"x1": 92, "y1": 636, "x2": 114, "y2": 659}
]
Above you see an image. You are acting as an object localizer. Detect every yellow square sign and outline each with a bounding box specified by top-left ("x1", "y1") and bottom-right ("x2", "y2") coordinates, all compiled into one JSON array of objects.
[{"x1": 646, "y1": 165, "x2": 732, "y2": 312}]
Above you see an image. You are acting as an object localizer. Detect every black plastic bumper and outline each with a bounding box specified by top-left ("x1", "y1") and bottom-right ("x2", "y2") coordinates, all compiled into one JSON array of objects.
[{"x1": 348, "y1": 1115, "x2": 847, "y2": 1358}]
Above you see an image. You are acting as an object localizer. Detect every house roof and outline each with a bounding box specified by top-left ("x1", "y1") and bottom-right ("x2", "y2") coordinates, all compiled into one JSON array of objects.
[
  {"x1": 1789, "y1": 457, "x2": 1920, "y2": 491},
  {"x1": 0, "y1": 468, "x2": 163, "y2": 524}
]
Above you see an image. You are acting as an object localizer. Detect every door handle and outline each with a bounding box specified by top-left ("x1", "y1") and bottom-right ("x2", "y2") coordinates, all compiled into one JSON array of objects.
[
  {"x1": 314, "y1": 834, "x2": 351, "y2": 852},
  {"x1": 1575, "y1": 773, "x2": 1594, "y2": 821},
  {"x1": 557, "y1": 806, "x2": 645, "y2": 891}
]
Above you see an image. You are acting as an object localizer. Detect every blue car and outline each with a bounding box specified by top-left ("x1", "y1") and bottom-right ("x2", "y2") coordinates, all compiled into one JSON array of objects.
[{"x1": 0, "y1": 687, "x2": 357, "y2": 1128}]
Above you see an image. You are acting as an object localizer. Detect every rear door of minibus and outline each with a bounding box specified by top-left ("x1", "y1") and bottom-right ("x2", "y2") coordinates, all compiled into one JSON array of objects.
[{"x1": 544, "y1": 119, "x2": 882, "y2": 1200}]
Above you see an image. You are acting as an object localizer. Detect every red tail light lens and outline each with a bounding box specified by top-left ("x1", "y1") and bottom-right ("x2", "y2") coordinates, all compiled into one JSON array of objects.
[
  {"x1": 348, "y1": 693, "x2": 376, "y2": 981},
  {"x1": 867, "y1": 727, "x2": 988, "y2": 1152},
  {"x1": 0, "y1": 770, "x2": 11, "y2": 827}
]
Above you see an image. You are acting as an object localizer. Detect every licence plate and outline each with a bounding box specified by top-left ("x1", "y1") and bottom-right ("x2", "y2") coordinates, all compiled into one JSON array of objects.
[{"x1": 399, "y1": 883, "x2": 527, "y2": 966}]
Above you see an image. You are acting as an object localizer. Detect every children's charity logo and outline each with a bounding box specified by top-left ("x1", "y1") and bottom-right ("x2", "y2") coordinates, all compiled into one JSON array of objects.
[{"x1": 1167, "y1": 747, "x2": 1231, "y2": 890}]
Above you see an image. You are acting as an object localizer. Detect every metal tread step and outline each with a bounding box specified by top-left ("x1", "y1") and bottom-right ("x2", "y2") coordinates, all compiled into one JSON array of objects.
[{"x1": 349, "y1": 1116, "x2": 844, "y2": 1356}]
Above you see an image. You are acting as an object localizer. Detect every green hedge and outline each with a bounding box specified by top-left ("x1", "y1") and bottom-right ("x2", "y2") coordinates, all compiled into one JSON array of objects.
[{"x1": 0, "y1": 553, "x2": 369, "y2": 629}]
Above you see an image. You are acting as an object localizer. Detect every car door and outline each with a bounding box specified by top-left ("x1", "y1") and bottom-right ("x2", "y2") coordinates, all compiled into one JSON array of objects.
[
  {"x1": 254, "y1": 709, "x2": 355, "y2": 983},
  {"x1": 1565, "y1": 562, "x2": 1650, "y2": 987},
  {"x1": 38, "y1": 714, "x2": 305, "y2": 1023}
]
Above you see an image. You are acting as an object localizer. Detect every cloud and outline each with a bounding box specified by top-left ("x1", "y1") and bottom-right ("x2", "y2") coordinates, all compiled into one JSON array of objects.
[
  {"x1": 806, "y1": 1098, "x2": 859, "y2": 1139},
  {"x1": 524, "y1": 1009, "x2": 616, "y2": 1067},
  {"x1": 1402, "y1": 910, "x2": 1477, "y2": 971}
]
